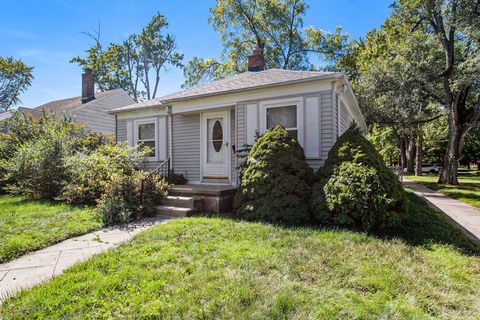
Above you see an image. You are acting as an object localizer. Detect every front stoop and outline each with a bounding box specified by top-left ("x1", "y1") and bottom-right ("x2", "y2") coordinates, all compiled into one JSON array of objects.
[
  {"x1": 156, "y1": 195, "x2": 202, "y2": 217},
  {"x1": 159, "y1": 184, "x2": 238, "y2": 215}
]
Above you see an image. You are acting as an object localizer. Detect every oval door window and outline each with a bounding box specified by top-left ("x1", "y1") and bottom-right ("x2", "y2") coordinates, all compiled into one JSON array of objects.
[{"x1": 212, "y1": 120, "x2": 223, "y2": 152}]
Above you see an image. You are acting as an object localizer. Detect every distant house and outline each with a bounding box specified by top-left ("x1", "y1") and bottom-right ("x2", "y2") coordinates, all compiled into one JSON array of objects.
[{"x1": 0, "y1": 69, "x2": 134, "y2": 134}]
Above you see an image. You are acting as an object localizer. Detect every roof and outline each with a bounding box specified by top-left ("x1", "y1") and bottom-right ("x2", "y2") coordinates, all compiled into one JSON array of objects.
[
  {"x1": 34, "y1": 89, "x2": 120, "y2": 114},
  {"x1": 110, "y1": 69, "x2": 343, "y2": 113},
  {"x1": 0, "y1": 107, "x2": 42, "y2": 121}
]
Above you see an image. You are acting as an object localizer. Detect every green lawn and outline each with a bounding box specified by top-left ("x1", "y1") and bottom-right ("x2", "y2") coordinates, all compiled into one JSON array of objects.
[
  {"x1": 406, "y1": 172, "x2": 480, "y2": 209},
  {"x1": 0, "y1": 196, "x2": 102, "y2": 263},
  {"x1": 2, "y1": 191, "x2": 480, "y2": 319}
]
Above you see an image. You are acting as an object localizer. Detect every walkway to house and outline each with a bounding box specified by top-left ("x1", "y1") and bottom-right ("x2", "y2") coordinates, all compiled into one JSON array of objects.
[
  {"x1": 403, "y1": 178, "x2": 480, "y2": 244},
  {"x1": 0, "y1": 215, "x2": 170, "y2": 303}
]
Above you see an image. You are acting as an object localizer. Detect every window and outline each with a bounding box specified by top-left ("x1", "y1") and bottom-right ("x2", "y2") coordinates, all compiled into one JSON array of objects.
[
  {"x1": 136, "y1": 121, "x2": 157, "y2": 159},
  {"x1": 266, "y1": 105, "x2": 297, "y2": 139}
]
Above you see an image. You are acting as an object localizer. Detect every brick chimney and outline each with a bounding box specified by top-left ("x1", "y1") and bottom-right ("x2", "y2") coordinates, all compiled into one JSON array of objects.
[
  {"x1": 247, "y1": 47, "x2": 265, "y2": 72},
  {"x1": 81, "y1": 68, "x2": 95, "y2": 103}
]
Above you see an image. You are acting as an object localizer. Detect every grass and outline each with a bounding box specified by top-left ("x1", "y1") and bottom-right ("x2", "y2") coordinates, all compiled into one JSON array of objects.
[
  {"x1": 406, "y1": 172, "x2": 480, "y2": 209},
  {"x1": 0, "y1": 196, "x2": 102, "y2": 263},
  {"x1": 2, "y1": 191, "x2": 480, "y2": 319}
]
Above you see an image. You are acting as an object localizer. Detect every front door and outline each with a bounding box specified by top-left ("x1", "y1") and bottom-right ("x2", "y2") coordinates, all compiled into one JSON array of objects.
[{"x1": 202, "y1": 111, "x2": 229, "y2": 181}]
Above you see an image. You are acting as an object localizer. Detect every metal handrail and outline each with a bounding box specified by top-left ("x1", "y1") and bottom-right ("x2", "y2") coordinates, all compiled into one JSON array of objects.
[{"x1": 140, "y1": 158, "x2": 170, "y2": 204}]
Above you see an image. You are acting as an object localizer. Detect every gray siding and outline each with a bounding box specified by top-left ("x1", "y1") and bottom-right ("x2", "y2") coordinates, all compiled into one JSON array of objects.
[
  {"x1": 320, "y1": 91, "x2": 335, "y2": 164},
  {"x1": 116, "y1": 119, "x2": 127, "y2": 142},
  {"x1": 172, "y1": 113, "x2": 201, "y2": 182},
  {"x1": 73, "y1": 90, "x2": 133, "y2": 133},
  {"x1": 339, "y1": 100, "x2": 351, "y2": 135}
]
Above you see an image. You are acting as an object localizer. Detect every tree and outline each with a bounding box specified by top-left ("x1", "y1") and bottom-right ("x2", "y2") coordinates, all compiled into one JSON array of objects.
[
  {"x1": 72, "y1": 13, "x2": 184, "y2": 101},
  {"x1": 0, "y1": 57, "x2": 33, "y2": 111},
  {"x1": 394, "y1": 0, "x2": 480, "y2": 184},
  {"x1": 460, "y1": 122, "x2": 480, "y2": 170},
  {"x1": 346, "y1": 17, "x2": 443, "y2": 174},
  {"x1": 182, "y1": 0, "x2": 348, "y2": 88}
]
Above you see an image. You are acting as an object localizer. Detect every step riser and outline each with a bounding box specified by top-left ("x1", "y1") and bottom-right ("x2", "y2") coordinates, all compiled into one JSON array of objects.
[
  {"x1": 162, "y1": 198, "x2": 195, "y2": 209},
  {"x1": 156, "y1": 208, "x2": 191, "y2": 217}
]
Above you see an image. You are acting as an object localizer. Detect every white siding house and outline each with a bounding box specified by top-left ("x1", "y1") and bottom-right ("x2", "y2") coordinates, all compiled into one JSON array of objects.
[{"x1": 111, "y1": 68, "x2": 366, "y2": 187}]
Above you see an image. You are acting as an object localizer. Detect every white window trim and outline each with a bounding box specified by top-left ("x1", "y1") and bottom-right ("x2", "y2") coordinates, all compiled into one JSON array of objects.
[
  {"x1": 134, "y1": 117, "x2": 158, "y2": 161},
  {"x1": 259, "y1": 97, "x2": 304, "y2": 147}
]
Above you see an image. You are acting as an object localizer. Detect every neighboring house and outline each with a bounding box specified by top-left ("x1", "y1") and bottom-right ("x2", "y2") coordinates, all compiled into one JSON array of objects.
[
  {"x1": 0, "y1": 69, "x2": 134, "y2": 134},
  {"x1": 109, "y1": 49, "x2": 367, "y2": 190}
]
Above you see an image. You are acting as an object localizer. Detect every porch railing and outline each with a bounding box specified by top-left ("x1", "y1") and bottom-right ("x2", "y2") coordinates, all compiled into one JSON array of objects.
[{"x1": 140, "y1": 158, "x2": 171, "y2": 204}]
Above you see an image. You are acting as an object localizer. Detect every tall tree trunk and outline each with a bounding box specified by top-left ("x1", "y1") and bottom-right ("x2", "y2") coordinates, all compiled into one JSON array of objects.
[
  {"x1": 397, "y1": 135, "x2": 408, "y2": 170},
  {"x1": 438, "y1": 121, "x2": 468, "y2": 185},
  {"x1": 415, "y1": 123, "x2": 423, "y2": 176},
  {"x1": 438, "y1": 92, "x2": 480, "y2": 184},
  {"x1": 406, "y1": 137, "x2": 416, "y2": 174}
]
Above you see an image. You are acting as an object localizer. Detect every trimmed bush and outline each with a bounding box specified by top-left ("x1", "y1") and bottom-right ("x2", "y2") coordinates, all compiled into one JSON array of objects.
[
  {"x1": 61, "y1": 143, "x2": 149, "y2": 205},
  {"x1": 311, "y1": 124, "x2": 406, "y2": 230},
  {"x1": 324, "y1": 162, "x2": 393, "y2": 230},
  {"x1": 234, "y1": 125, "x2": 314, "y2": 224},
  {"x1": 97, "y1": 171, "x2": 168, "y2": 225}
]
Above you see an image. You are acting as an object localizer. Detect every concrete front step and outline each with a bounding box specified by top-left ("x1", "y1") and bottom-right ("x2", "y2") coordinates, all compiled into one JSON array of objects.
[
  {"x1": 162, "y1": 195, "x2": 203, "y2": 211},
  {"x1": 156, "y1": 205, "x2": 193, "y2": 217}
]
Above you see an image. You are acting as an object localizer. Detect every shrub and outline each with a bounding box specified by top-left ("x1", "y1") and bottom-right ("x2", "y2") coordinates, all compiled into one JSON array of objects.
[
  {"x1": 234, "y1": 125, "x2": 314, "y2": 224},
  {"x1": 61, "y1": 143, "x2": 150, "y2": 205},
  {"x1": 311, "y1": 124, "x2": 406, "y2": 230},
  {"x1": 0, "y1": 112, "x2": 108, "y2": 195},
  {"x1": 323, "y1": 162, "x2": 394, "y2": 231},
  {"x1": 2, "y1": 132, "x2": 72, "y2": 199},
  {"x1": 97, "y1": 171, "x2": 168, "y2": 225},
  {"x1": 167, "y1": 171, "x2": 187, "y2": 185}
]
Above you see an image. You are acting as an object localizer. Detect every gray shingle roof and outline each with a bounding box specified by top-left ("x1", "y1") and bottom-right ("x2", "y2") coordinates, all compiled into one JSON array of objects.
[
  {"x1": 110, "y1": 69, "x2": 342, "y2": 113},
  {"x1": 34, "y1": 89, "x2": 119, "y2": 114}
]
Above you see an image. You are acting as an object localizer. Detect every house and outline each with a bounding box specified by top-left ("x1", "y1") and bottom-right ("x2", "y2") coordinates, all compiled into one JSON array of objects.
[
  {"x1": 0, "y1": 69, "x2": 134, "y2": 134},
  {"x1": 109, "y1": 49, "x2": 367, "y2": 213}
]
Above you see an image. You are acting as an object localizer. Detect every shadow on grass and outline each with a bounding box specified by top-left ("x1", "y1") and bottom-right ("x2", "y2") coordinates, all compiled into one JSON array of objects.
[
  {"x1": 376, "y1": 191, "x2": 480, "y2": 255},
  {"x1": 11, "y1": 196, "x2": 94, "y2": 211},
  {"x1": 204, "y1": 190, "x2": 480, "y2": 256}
]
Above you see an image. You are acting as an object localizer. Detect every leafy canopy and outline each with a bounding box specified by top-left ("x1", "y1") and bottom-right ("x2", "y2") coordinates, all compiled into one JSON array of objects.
[
  {"x1": 183, "y1": 0, "x2": 348, "y2": 88},
  {"x1": 0, "y1": 57, "x2": 33, "y2": 111},
  {"x1": 72, "y1": 13, "x2": 183, "y2": 102}
]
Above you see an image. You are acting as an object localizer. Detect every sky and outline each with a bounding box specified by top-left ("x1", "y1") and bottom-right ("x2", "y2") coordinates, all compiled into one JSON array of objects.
[{"x1": 0, "y1": 0, "x2": 392, "y2": 108}]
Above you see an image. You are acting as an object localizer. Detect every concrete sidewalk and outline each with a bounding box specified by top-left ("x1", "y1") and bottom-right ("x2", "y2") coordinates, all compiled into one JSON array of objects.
[
  {"x1": 403, "y1": 179, "x2": 480, "y2": 243},
  {"x1": 0, "y1": 215, "x2": 170, "y2": 303}
]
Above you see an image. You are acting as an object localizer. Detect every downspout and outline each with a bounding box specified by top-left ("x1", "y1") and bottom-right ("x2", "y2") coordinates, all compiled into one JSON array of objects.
[{"x1": 167, "y1": 105, "x2": 173, "y2": 170}]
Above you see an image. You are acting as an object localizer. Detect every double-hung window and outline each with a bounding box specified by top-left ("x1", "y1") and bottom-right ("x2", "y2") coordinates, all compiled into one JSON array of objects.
[
  {"x1": 266, "y1": 105, "x2": 298, "y2": 139},
  {"x1": 134, "y1": 119, "x2": 157, "y2": 160}
]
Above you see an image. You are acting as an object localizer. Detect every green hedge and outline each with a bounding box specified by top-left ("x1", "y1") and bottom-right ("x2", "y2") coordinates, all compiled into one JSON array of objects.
[
  {"x1": 311, "y1": 124, "x2": 406, "y2": 230},
  {"x1": 234, "y1": 125, "x2": 314, "y2": 224}
]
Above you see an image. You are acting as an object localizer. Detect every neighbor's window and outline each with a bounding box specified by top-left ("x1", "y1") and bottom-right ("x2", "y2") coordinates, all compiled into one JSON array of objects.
[
  {"x1": 266, "y1": 105, "x2": 297, "y2": 139},
  {"x1": 137, "y1": 122, "x2": 156, "y2": 157}
]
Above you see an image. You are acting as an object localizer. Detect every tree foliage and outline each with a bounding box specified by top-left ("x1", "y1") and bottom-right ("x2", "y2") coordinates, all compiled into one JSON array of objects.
[
  {"x1": 0, "y1": 57, "x2": 33, "y2": 111},
  {"x1": 394, "y1": 0, "x2": 480, "y2": 184},
  {"x1": 460, "y1": 122, "x2": 480, "y2": 168},
  {"x1": 182, "y1": 0, "x2": 348, "y2": 88},
  {"x1": 72, "y1": 13, "x2": 184, "y2": 101}
]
